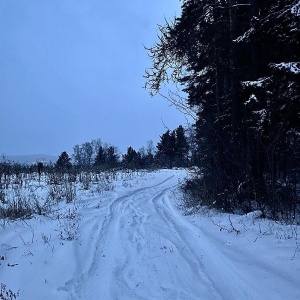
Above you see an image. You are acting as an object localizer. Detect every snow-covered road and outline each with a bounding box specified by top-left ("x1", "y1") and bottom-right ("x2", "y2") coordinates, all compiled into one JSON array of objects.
[{"x1": 1, "y1": 169, "x2": 299, "y2": 299}]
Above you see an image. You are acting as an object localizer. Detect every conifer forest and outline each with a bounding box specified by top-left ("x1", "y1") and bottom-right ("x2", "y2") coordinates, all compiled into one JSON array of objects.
[{"x1": 145, "y1": 0, "x2": 300, "y2": 221}]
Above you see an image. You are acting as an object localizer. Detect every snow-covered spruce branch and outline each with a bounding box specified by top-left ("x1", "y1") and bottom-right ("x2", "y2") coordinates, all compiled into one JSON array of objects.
[{"x1": 215, "y1": 4, "x2": 251, "y2": 9}]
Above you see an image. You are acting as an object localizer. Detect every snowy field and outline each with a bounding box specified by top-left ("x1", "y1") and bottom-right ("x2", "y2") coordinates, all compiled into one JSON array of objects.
[{"x1": 0, "y1": 169, "x2": 299, "y2": 299}]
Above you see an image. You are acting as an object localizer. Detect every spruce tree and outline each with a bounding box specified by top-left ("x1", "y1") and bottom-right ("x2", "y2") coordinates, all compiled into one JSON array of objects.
[
  {"x1": 175, "y1": 125, "x2": 189, "y2": 167},
  {"x1": 123, "y1": 147, "x2": 141, "y2": 169},
  {"x1": 156, "y1": 130, "x2": 175, "y2": 168},
  {"x1": 106, "y1": 146, "x2": 119, "y2": 168},
  {"x1": 55, "y1": 151, "x2": 72, "y2": 172},
  {"x1": 145, "y1": 0, "x2": 300, "y2": 218},
  {"x1": 94, "y1": 146, "x2": 106, "y2": 167}
]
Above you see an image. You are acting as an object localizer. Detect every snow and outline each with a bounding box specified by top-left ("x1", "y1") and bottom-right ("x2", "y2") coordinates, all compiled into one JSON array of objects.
[
  {"x1": 233, "y1": 28, "x2": 254, "y2": 43},
  {"x1": 244, "y1": 94, "x2": 258, "y2": 105},
  {"x1": 270, "y1": 62, "x2": 300, "y2": 75},
  {"x1": 253, "y1": 109, "x2": 267, "y2": 118},
  {"x1": 291, "y1": 1, "x2": 300, "y2": 16},
  {"x1": 1, "y1": 169, "x2": 299, "y2": 299},
  {"x1": 241, "y1": 77, "x2": 270, "y2": 88}
]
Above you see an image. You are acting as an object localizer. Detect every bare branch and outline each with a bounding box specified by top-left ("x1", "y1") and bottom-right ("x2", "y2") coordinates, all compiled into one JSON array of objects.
[{"x1": 159, "y1": 91, "x2": 198, "y2": 121}]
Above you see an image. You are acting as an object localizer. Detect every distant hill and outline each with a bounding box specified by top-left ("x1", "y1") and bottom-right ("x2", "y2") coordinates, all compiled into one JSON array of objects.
[{"x1": 0, "y1": 154, "x2": 58, "y2": 165}]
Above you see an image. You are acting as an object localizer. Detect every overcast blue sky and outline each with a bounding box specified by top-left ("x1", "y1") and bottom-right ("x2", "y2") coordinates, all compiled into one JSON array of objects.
[{"x1": 0, "y1": 0, "x2": 185, "y2": 156}]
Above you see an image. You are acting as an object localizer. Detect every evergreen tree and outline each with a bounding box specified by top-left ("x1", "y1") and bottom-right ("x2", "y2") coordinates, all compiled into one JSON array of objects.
[
  {"x1": 156, "y1": 126, "x2": 189, "y2": 168},
  {"x1": 236, "y1": 0, "x2": 300, "y2": 216},
  {"x1": 94, "y1": 146, "x2": 107, "y2": 167},
  {"x1": 156, "y1": 130, "x2": 175, "y2": 168},
  {"x1": 94, "y1": 145, "x2": 119, "y2": 169},
  {"x1": 145, "y1": 0, "x2": 299, "y2": 218},
  {"x1": 185, "y1": 124, "x2": 200, "y2": 166},
  {"x1": 123, "y1": 147, "x2": 141, "y2": 169},
  {"x1": 55, "y1": 151, "x2": 72, "y2": 172},
  {"x1": 174, "y1": 125, "x2": 189, "y2": 167},
  {"x1": 106, "y1": 146, "x2": 119, "y2": 168}
]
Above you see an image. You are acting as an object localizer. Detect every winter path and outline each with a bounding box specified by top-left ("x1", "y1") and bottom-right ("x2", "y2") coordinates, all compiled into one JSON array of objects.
[{"x1": 0, "y1": 169, "x2": 299, "y2": 299}]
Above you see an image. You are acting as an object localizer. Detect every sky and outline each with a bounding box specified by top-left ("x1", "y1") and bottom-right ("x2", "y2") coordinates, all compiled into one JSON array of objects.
[{"x1": 0, "y1": 0, "x2": 186, "y2": 156}]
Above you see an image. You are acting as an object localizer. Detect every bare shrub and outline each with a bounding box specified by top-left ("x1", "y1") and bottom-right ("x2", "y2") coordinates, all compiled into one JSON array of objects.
[
  {"x1": 95, "y1": 173, "x2": 114, "y2": 194},
  {"x1": 0, "y1": 189, "x2": 33, "y2": 219},
  {"x1": 57, "y1": 207, "x2": 80, "y2": 241},
  {"x1": 0, "y1": 283, "x2": 19, "y2": 300}
]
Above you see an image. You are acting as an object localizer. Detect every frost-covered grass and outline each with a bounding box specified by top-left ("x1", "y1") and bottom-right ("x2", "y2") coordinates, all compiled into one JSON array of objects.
[{"x1": 0, "y1": 169, "x2": 299, "y2": 299}]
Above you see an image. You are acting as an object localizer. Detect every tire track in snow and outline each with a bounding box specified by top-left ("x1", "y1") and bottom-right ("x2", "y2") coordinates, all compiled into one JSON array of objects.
[
  {"x1": 107, "y1": 182, "x2": 223, "y2": 300},
  {"x1": 58, "y1": 175, "x2": 176, "y2": 299},
  {"x1": 148, "y1": 188, "x2": 223, "y2": 300},
  {"x1": 58, "y1": 172, "x2": 259, "y2": 300},
  {"x1": 151, "y1": 189, "x2": 264, "y2": 300}
]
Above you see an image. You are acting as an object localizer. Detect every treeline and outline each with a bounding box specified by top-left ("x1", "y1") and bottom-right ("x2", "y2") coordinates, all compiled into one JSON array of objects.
[
  {"x1": 0, "y1": 125, "x2": 193, "y2": 179},
  {"x1": 145, "y1": 0, "x2": 299, "y2": 220},
  {"x1": 58, "y1": 125, "x2": 191, "y2": 171}
]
